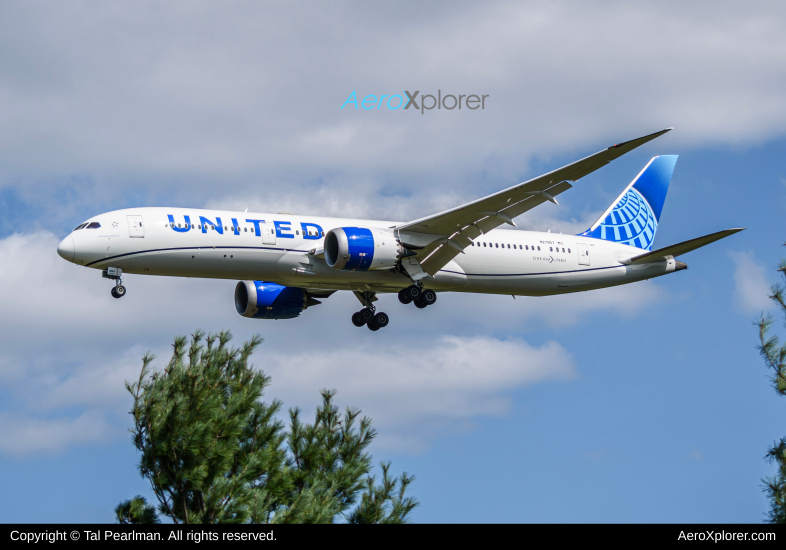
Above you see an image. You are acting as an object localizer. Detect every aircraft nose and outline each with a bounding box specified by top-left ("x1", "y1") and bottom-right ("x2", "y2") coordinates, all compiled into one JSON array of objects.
[{"x1": 57, "y1": 235, "x2": 75, "y2": 261}]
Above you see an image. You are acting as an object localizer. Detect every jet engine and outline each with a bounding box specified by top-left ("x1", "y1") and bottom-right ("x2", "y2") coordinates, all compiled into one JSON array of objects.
[
  {"x1": 235, "y1": 281, "x2": 322, "y2": 319},
  {"x1": 324, "y1": 227, "x2": 414, "y2": 271}
]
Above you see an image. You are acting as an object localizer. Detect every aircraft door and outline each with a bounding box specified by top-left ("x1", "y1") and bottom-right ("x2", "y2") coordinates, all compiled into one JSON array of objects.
[
  {"x1": 128, "y1": 215, "x2": 144, "y2": 238},
  {"x1": 261, "y1": 223, "x2": 276, "y2": 245},
  {"x1": 578, "y1": 243, "x2": 590, "y2": 266}
]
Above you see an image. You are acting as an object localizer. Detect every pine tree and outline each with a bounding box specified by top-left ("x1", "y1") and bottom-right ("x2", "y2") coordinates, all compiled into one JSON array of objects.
[
  {"x1": 115, "y1": 496, "x2": 160, "y2": 524},
  {"x1": 119, "y1": 330, "x2": 417, "y2": 524},
  {"x1": 756, "y1": 255, "x2": 786, "y2": 523}
]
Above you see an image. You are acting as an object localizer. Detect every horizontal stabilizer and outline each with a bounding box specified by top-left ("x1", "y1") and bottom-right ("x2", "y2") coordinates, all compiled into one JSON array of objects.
[{"x1": 621, "y1": 228, "x2": 745, "y2": 265}]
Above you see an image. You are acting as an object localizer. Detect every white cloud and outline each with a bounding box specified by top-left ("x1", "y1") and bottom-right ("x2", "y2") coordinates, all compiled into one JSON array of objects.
[
  {"x1": 729, "y1": 250, "x2": 775, "y2": 313},
  {"x1": 1, "y1": 1, "x2": 786, "y2": 202},
  {"x1": 264, "y1": 336, "x2": 576, "y2": 451},
  {"x1": 0, "y1": 411, "x2": 113, "y2": 457}
]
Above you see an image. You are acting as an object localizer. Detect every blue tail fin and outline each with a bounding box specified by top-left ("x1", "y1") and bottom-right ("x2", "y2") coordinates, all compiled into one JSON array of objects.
[{"x1": 579, "y1": 155, "x2": 677, "y2": 250}]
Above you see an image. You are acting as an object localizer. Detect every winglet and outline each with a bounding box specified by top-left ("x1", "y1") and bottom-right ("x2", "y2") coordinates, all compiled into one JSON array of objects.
[{"x1": 610, "y1": 128, "x2": 672, "y2": 149}]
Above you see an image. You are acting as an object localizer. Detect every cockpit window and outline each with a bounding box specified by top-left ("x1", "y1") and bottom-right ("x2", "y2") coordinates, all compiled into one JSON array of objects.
[
  {"x1": 86, "y1": 222, "x2": 101, "y2": 229},
  {"x1": 73, "y1": 223, "x2": 88, "y2": 231}
]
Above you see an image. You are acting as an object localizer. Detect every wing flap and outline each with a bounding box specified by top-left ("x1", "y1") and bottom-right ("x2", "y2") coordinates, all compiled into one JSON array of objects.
[
  {"x1": 419, "y1": 181, "x2": 573, "y2": 275},
  {"x1": 621, "y1": 228, "x2": 745, "y2": 265}
]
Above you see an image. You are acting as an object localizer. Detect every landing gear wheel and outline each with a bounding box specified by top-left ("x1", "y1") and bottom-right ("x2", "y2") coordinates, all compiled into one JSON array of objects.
[
  {"x1": 373, "y1": 312, "x2": 389, "y2": 328},
  {"x1": 398, "y1": 288, "x2": 413, "y2": 304},
  {"x1": 403, "y1": 285, "x2": 421, "y2": 302},
  {"x1": 111, "y1": 287, "x2": 118, "y2": 298},
  {"x1": 351, "y1": 311, "x2": 365, "y2": 327},
  {"x1": 359, "y1": 308, "x2": 375, "y2": 324},
  {"x1": 414, "y1": 299, "x2": 428, "y2": 309},
  {"x1": 420, "y1": 289, "x2": 437, "y2": 306},
  {"x1": 115, "y1": 285, "x2": 126, "y2": 298},
  {"x1": 367, "y1": 321, "x2": 381, "y2": 331}
]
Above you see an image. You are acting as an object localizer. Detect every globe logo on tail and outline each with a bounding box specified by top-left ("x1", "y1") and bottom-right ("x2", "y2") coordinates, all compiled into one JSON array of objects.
[{"x1": 595, "y1": 187, "x2": 658, "y2": 250}]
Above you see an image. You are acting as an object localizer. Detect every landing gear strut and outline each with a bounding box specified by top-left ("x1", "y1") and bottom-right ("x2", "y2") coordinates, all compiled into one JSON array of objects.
[
  {"x1": 399, "y1": 285, "x2": 436, "y2": 309},
  {"x1": 103, "y1": 267, "x2": 126, "y2": 299}
]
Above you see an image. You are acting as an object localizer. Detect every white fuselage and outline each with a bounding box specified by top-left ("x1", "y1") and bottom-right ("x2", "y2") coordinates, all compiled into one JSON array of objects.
[{"x1": 57, "y1": 207, "x2": 679, "y2": 296}]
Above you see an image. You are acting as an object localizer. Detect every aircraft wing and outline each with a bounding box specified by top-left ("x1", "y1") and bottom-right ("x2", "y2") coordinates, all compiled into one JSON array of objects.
[
  {"x1": 621, "y1": 228, "x2": 745, "y2": 265},
  {"x1": 395, "y1": 128, "x2": 673, "y2": 276}
]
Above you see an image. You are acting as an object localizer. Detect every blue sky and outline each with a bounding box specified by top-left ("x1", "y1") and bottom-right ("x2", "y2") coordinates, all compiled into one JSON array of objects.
[{"x1": 0, "y1": 1, "x2": 784, "y2": 523}]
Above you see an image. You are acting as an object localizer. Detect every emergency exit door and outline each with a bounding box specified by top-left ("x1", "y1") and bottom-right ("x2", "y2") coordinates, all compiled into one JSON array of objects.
[
  {"x1": 261, "y1": 223, "x2": 276, "y2": 245},
  {"x1": 128, "y1": 215, "x2": 144, "y2": 238},
  {"x1": 578, "y1": 243, "x2": 590, "y2": 266}
]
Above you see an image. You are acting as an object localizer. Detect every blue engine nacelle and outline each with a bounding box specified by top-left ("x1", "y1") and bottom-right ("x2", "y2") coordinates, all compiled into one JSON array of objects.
[
  {"x1": 234, "y1": 281, "x2": 321, "y2": 319},
  {"x1": 324, "y1": 227, "x2": 411, "y2": 271}
]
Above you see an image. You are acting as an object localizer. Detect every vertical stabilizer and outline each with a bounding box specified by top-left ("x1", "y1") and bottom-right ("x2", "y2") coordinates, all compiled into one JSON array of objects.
[{"x1": 579, "y1": 155, "x2": 677, "y2": 250}]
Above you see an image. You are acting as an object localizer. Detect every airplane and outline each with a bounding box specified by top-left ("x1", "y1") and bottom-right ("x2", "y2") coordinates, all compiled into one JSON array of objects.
[{"x1": 56, "y1": 128, "x2": 743, "y2": 331}]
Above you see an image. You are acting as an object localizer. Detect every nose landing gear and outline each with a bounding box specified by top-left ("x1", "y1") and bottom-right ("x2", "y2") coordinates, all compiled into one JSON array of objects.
[
  {"x1": 103, "y1": 267, "x2": 127, "y2": 299},
  {"x1": 110, "y1": 284, "x2": 127, "y2": 299}
]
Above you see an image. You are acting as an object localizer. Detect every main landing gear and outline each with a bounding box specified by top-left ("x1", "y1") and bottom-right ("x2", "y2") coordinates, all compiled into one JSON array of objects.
[
  {"x1": 349, "y1": 285, "x2": 436, "y2": 331},
  {"x1": 398, "y1": 285, "x2": 436, "y2": 309},
  {"x1": 351, "y1": 290, "x2": 389, "y2": 331},
  {"x1": 351, "y1": 308, "x2": 389, "y2": 331},
  {"x1": 103, "y1": 267, "x2": 127, "y2": 299}
]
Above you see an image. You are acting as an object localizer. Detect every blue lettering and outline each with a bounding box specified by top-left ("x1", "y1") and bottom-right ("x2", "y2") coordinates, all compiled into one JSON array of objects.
[
  {"x1": 387, "y1": 94, "x2": 403, "y2": 109},
  {"x1": 362, "y1": 94, "x2": 377, "y2": 109},
  {"x1": 340, "y1": 90, "x2": 358, "y2": 110},
  {"x1": 230, "y1": 218, "x2": 240, "y2": 235},
  {"x1": 199, "y1": 216, "x2": 223, "y2": 234},
  {"x1": 301, "y1": 222, "x2": 323, "y2": 240},
  {"x1": 168, "y1": 214, "x2": 191, "y2": 233},
  {"x1": 246, "y1": 219, "x2": 265, "y2": 236},
  {"x1": 274, "y1": 221, "x2": 294, "y2": 239}
]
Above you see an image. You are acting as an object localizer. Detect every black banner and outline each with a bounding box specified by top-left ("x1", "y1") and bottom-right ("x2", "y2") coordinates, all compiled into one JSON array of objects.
[{"x1": 0, "y1": 524, "x2": 784, "y2": 544}]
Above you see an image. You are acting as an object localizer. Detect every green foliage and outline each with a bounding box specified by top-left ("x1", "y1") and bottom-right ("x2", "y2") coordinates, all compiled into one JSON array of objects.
[
  {"x1": 756, "y1": 257, "x2": 786, "y2": 523},
  {"x1": 119, "y1": 330, "x2": 417, "y2": 524},
  {"x1": 347, "y1": 462, "x2": 418, "y2": 524},
  {"x1": 763, "y1": 438, "x2": 786, "y2": 524},
  {"x1": 115, "y1": 495, "x2": 160, "y2": 524}
]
